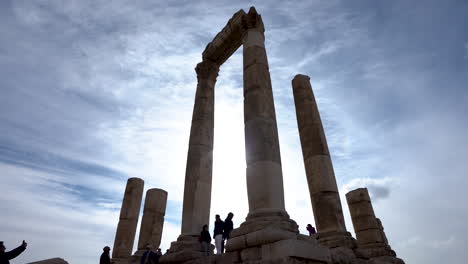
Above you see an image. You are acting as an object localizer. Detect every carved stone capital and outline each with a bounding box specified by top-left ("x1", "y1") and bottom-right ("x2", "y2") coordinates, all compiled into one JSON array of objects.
[
  {"x1": 195, "y1": 60, "x2": 219, "y2": 80},
  {"x1": 243, "y1": 6, "x2": 265, "y2": 32}
]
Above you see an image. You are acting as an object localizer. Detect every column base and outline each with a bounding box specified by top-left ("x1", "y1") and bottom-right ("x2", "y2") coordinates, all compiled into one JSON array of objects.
[
  {"x1": 160, "y1": 234, "x2": 215, "y2": 263},
  {"x1": 316, "y1": 231, "x2": 358, "y2": 249},
  {"x1": 355, "y1": 243, "x2": 405, "y2": 264}
]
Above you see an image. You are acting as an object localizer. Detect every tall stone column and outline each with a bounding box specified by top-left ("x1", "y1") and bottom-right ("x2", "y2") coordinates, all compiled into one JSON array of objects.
[
  {"x1": 292, "y1": 75, "x2": 346, "y2": 233},
  {"x1": 243, "y1": 7, "x2": 285, "y2": 215},
  {"x1": 180, "y1": 60, "x2": 219, "y2": 236},
  {"x1": 292, "y1": 75, "x2": 355, "y2": 249},
  {"x1": 136, "y1": 188, "x2": 168, "y2": 253},
  {"x1": 346, "y1": 188, "x2": 403, "y2": 262},
  {"x1": 112, "y1": 177, "x2": 144, "y2": 259}
]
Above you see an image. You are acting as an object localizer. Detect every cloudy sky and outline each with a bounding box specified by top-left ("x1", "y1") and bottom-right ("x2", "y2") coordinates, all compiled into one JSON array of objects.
[{"x1": 1, "y1": 0, "x2": 467, "y2": 263}]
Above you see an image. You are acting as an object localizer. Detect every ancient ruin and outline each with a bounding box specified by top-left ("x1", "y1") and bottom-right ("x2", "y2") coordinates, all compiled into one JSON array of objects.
[
  {"x1": 112, "y1": 179, "x2": 168, "y2": 264},
  {"x1": 111, "y1": 6, "x2": 405, "y2": 264},
  {"x1": 113, "y1": 178, "x2": 144, "y2": 262}
]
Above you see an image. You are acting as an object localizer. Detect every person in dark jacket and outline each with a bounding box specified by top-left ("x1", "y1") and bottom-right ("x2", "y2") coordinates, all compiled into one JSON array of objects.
[
  {"x1": 100, "y1": 246, "x2": 111, "y2": 264},
  {"x1": 200, "y1": 225, "x2": 211, "y2": 256},
  {"x1": 306, "y1": 224, "x2": 316, "y2": 237},
  {"x1": 213, "y1": 214, "x2": 224, "y2": 255},
  {"x1": 0, "y1": 240, "x2": 27, "y2": 264},
  {"x1": 221, "y1": 212, "x2": 234, "y2": 253}
]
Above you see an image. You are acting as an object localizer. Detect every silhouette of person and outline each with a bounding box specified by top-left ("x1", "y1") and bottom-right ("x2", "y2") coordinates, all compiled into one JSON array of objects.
[
  {"x1": 141, "y1": 244, "x2": 158, "y2": 264},
  {"x1": 306, "y1": 224, "x2": 316, "y2": 236},
  {"x1": 100, "y1": 246, "x2": 111, "y2": 264},
  {"x1": 213, "y1": 214, "x2": 224, "y2": 255},
  {"x1": 200, "y1": 225, "x2": 211, "y2": 256},
  {"x1": 0, "y1": 240, "x2": 27, "y2": 264},
  {"x1": 221, "y1": 212, "x2": 234, "y2": 253}
]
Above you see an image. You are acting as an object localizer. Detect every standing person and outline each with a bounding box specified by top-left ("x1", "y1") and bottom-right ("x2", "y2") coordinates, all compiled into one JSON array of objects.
[
  {"x1": 221, "y1": 212, "x2": 234, "y2": 253},
  {"x1": 0, "y1": 240, "x2": 27, "y2": 264},
  {"x1": 306, "y1": 224, "x2": 316, "y2": 236},
  {"x1": 200, "y1": 225, "x2": 211, "y2": 257},
  {"x1": 100, "y1": 246, "x2": 111, "y2": 264},
  {"x1": 213, "y1": 214, "x2": 224, "y2": 255},
  {"x1": 141, "y1": 244, "x2": 156, "y2": 264},
  {"x1": 155, "y1": 248, "x2": 162, "y2": 263}
]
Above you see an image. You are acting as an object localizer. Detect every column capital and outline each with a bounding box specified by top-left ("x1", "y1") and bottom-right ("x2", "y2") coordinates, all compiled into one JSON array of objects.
[
  {"x1": 195, "y1": 60, "x2": 219, "y2": 80},
  {"x1": 243, "y1": 6, "x2": 265, "y2": 32}
]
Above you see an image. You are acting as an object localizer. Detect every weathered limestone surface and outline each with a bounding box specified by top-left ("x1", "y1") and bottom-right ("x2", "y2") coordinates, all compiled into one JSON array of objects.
[
  {"x1": 181, "y1": 59, "x2": 219, "y2": 237},
  {"x1": 242, "y1": 8, "x2": 284, "y2": 216},
  {"x1": 346, "y1": 188, "x2": 404, "y2": 264},
  {"x1": 113, "y1": 178, "x2": 144, "y2": 260},
  {"x1": 136, "y1": 188, "x2": 168, "y2": 253},
  {"x1": 161, "y1": 61, "x2": 219, "y2": 263},
  {"x1": 292, "y1": 74, "x2": 355, "y2": 251},
  {"x1": 27, "y1": 258, "x2": 69, "y2": 264}
]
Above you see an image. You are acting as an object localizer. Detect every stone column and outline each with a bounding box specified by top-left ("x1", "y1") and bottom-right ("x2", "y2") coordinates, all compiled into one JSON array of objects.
[
  {"x1": 346, "y1": 188, "x2": 402, "y2": 261},
  {"x1": 180, "y1": 60, "x2": 219, "y2": 236},
  {"x1": 345, "y1": 188, "x2": 385, "y2": 246},
  {"x1": 113, "y1": 177, "x2": 144, "y2": 259},
  {"x1": 292, "y1": 74, "x2": 347, "y2": 235},
  {"x1": 136, "y1": 188, "x2": 168, "y2": 253},
  {"x1": 243, "y1": 7, "x2": 285, "y2": 215}
]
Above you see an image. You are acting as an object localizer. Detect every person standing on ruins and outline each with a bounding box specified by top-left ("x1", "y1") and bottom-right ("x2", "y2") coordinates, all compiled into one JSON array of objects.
[
  {"x1": 306, "y1": 224, "x2": 317, "y2": 236},
  {"x1": 213, "y1": 214, "x2": 224, "y2": 255},
  {"x1": 221, "y1": 212, "x2": 234, "y2": 253},
  {"x1": 100, "y1": 246, "x2": 111, "y2": 264},
  {"x1": 200, "y1": 225, "x2": 212, "y2": 256},
  {"x1": 0, "y1": 240, "x2": 27, "y2": 264}
]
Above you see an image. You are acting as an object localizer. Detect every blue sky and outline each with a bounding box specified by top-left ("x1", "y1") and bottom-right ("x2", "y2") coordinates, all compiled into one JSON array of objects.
[{"x1": 1, "y1": 1, "x2": 467, "y2": 263}]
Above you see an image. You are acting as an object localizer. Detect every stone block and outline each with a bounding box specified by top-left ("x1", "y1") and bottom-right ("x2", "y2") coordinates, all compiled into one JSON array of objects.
[
  {"x1": 356, "y1": 229, "x2": 384, "y2": 245},
  {"x1": 244, "y1": 118, "x2": 281, "y2": 165},
  {"x1": 304, "y1": 155, "x2": 337, "y2": 194},
  {"x1": 191, "y1": 96, "x2": 214, "y2": 122},
  {"x1": 241, "y1": 246, "x2": 262, "y2": 261},
  {"x1": 298, "y1": 122, "x2": 329, "y2": 158},
  {"x1": 350, "y1": 215, "x2": 379, "y2": 232},
  {"x1": 261, "y1": 239, "x2": 331, "y2": 263},
  {"x1": 244, "y1": 88, "x2": 276, "y2": 123},
  {"x1": 346, "y1": 188, "x2": 371, "y2": 204},
  {"x1": 27, "y1": 258, "x2": 69, "y2": 264},
  {"x1": 244, "y1": 46, "x2": 269, "y2": 70},
  {"x1": 246, "y1": 161, "x2": 285, "y2": 212},
  {"x1": 243, "y1": 63, "x2": 272, "y2": 96},
  {"x1": 188, "y1": 119, "x2": 214, "y2": 147},
  {"x1": 243, "y1": 30, "x2": 265, "y2": 48},
  {"x1": 348, "y1": 201, "x2": 375, "y2": 218},
  {"x1": 310, "y1": 192, "x2": 347, "y2": 233}
]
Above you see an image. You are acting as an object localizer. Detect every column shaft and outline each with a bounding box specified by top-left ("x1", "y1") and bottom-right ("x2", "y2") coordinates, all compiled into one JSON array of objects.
[
  {"x1": 181, "y1": 60, "x2": 219, "y2": 235},
  {"x1": 292, "y1": 75, "x2": 346, "y2": 234},
  {"x1": 113, "y1": 178, "x2": 144, "y2": 259},
  {"x1": 137, "y1": 188, "x2": 168, "y2": 251},
  {"x1": 243, "y1": 11, "x2": 285, "y2": 214},
  {"x1": 346, "y1": 188, "x2": 385, "y2": 245}
]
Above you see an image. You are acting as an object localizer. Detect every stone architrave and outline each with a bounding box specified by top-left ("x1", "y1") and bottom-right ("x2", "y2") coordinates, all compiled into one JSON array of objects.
[
  {"x1": 112, "y1": 178, "x2": 144, "y2": 260},
  {"x1": 346, "y1": 188, "x2": 404, "y2": 263},
  {"x1": 136, "y1": 188, "x2": 168, "y2": 253},
  {"x1": 291, "y1": 74, "x2": 355, "y2": 249}
]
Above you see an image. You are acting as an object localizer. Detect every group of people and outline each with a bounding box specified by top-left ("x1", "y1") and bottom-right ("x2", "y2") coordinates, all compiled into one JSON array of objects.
[
  {"x1": 1, "y1": 220, "x2": 315, "y2": 264},
  {"x1": 100, "y1": 245, "x2": 162, "y2": 264},
  {"x1": 199, "y1": 212, "x2": 234, "y2": 256}
]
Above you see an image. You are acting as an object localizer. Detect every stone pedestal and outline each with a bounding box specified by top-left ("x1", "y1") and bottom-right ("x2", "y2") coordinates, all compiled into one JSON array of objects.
[
  {"x1": 346, "y1": 188, "x2": 404, "y2": 264},
  {"x1": 112, "y1": 178, "x2": 144, "y2": 262},
  {"x1": 291, "y1": 74, "x2": 356, "y2": 251},
  {"x1": 134, "y1": 188, "x2": 168, "y2": 256}
]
